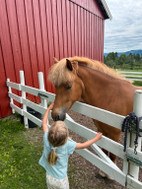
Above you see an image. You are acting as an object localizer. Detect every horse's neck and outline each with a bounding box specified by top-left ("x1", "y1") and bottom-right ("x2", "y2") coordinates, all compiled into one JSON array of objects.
[
  {"x1": 78, "y1": 66, "x2": 112, "y2": 104},
  {"x1": 78, "y1": 65, "x2": 136, "y2": 112}
]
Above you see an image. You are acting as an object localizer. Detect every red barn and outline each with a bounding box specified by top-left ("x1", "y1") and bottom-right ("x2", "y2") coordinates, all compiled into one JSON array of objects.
[{"x1": 0, "y1": 0, "x2": 111, "y2": 118}]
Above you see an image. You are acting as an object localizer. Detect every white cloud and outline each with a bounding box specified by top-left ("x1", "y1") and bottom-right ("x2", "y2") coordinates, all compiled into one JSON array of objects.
[{"x1": 104, "y1": 0, "x2": 142, "y2": 53}]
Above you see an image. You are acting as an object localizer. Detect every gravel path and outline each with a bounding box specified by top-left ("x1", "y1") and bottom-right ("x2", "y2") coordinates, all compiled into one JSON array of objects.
[{"x1": 67, "y1": 110, "x2": 142, "y2": 189}]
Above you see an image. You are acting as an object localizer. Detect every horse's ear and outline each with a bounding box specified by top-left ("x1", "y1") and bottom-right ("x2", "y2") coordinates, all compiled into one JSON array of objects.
[
  {"x1": 66, "y1": 59, "x2": 73, "y2": 71},
  {"x1": 53, "y1": 57, "x2": 59, "y2": 64}
]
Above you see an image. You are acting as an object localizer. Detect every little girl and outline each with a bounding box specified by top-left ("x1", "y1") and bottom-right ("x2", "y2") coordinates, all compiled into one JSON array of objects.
[{"x1": 39, "y1": 102, "x2": 102, "y2": 189}]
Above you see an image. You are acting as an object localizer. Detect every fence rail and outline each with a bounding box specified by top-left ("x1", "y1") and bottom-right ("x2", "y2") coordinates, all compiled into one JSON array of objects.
[
  {"x1": 120, "y1": 71, "x2": 142, "y2": 82},
  {"x1": 7, "y1": 70, "x2": 142, "y2": 189}
]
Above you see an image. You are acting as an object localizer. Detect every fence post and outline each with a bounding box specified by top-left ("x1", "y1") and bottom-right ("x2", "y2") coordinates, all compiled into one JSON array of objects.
[
  {"x1": 129, "y1": 90, "x2": 142, "y2": 179},
  {"x1": 20, "y1": 70, "x2": 29, "y2": 129},
  {"x1": 38, "y1": 72, "x2": 48, "y2": 126},
  {"x1": 7, "y1": 78, "x2": 15, "y2": 114},
  {"x1": 38, "y1": 72, "x2": 47, "y2": 109}
]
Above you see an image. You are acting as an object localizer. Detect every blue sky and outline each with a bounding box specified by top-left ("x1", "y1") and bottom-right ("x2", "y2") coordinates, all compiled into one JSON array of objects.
[{"x1": 104, "y1": 0, "x2": 142, "y2": 53}]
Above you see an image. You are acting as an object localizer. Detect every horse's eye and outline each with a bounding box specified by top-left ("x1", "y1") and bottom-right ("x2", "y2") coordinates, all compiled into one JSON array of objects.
[{"x1": 66, "y1": 85, "x2": 72, "y2": 90}]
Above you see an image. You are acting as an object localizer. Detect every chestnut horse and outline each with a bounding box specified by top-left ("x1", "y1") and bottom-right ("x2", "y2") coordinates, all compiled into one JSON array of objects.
[{"x1": 48, "y1": 56, "x2": 141, "y2": 168}]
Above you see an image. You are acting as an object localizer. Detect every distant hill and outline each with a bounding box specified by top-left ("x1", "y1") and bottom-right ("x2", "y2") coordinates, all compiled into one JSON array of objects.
[{"x1": 104, "y1": 49, "x2": 142, "y2": 56}]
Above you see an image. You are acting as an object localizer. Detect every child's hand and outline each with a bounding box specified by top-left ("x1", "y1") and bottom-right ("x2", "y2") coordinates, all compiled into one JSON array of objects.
[
  {"x1": 96, "y1": 132, "x2": 102, "y2": 140},
  {"x1": 48, "y1": 102, "x2": 54, "y2": 110}
]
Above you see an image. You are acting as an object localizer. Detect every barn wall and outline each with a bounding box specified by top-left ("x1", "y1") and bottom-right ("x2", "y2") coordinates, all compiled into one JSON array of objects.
[
  {"x1": 69, "y1": 0, "x2": 105, "y2": 19},
  {"x1": 0, "y1": 0, "x2": 105, "y2": 118}
]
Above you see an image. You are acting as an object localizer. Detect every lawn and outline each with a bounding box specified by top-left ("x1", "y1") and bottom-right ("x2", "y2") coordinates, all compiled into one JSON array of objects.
[
  {"x1": 0, "y1": 115, "x2": 47, "y2": 189},
  {"x1": 0, "y1": 115, "x2": 83, "y2": 189}
]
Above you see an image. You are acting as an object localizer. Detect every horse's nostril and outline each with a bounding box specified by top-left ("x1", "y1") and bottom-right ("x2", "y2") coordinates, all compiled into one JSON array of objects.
[
  {"x1": 54, "y1": 114, "x2": 65, "y2": 121},
  {"x1": 55, "y1": 115, "x2": 60, "y2": 121},
  {"x1": 60, "y1": 114, "x2": 65, "y2": 121}
]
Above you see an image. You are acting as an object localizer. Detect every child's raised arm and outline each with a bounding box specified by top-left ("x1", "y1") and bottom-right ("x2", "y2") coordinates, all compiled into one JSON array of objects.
[
  {"x1": 42, "y1": 102, "x2": 54, "y2": 133},
  {"x1": 75, "y1": 132, "x2": 102, "y2": 149}
]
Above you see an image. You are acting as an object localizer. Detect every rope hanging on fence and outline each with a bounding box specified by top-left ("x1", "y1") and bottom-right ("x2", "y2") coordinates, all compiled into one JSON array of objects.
[{"x1": 121, "y1": 112, "x2": 142, "y2": 154}]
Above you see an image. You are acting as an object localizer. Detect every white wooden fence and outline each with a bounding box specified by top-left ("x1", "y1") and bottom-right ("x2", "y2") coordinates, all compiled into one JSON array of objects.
[
  {"x1": 120, "y1": 71, "x2": 142, "y2": 82},
  {"x1": 7, "y1": 70, "x2": 142, "y2": 188}
]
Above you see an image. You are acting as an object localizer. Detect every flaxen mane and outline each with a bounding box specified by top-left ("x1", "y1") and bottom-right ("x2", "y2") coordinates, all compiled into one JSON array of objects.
[{"x1": 48, "y1": 56, "x2": 126, "y2": 86}]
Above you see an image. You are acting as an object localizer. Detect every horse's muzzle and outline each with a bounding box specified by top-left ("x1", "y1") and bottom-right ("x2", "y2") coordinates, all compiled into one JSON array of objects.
[{"x1": 52, "y1": 113, "x2": 66, "y2": 121}]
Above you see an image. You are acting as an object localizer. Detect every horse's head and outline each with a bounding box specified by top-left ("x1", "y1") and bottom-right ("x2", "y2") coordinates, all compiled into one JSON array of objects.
[{"x1": 49, "y1": 58, "x2": 84, "y2": 121}]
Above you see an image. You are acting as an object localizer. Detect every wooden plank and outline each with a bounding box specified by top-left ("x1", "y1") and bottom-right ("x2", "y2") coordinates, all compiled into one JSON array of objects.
[
  {"x1": 127, "y1": 175, "x2": 142, "y2": 189},
  {"x1": 91, "y1": 143, "x2": 122, "y2": 172},
  {"x1": 81, "y1": 8, "x2": 85, "y2": 56},
  {"x1": 15, "y1": 0, "x2": 34, "y2": 106},
  {"x1": 16, "y1": 0, "x2": 33, "y2": 85},
  {"x1": 70, "y1": 2, "x2": 75, "y2": 57},
  {"x1": 23, "y1": 98, "x2": 45, "y2": 115},
  {"x1": 124, "y1": 75, "x2": 142, "y2": 78},
  {"x1": 23, "y1": 110, "x2": 42, "y2": 127},
  {"x1": 50, "y1": 0, "x2": 60, "y2": 59},
  {"x1": 21, "y1": 85, "x2": 55, "y2": 102},
  {"x1": 0, "y1": 0, "x2": 19, "y2": 108},
  {"x1": 126, "y1": 148, "x2": 142, "y2": 163},
  {"x1": 67, "y1": 113, "x2": 142, "y2": 161},
  {"x1": 45, "y1": 0, "x2": 55, "y2": 93},
  {"x1": 7, "y1": 81, "x2": 21, "y2": 90},
  {"x1": 24, "y1": 0, "x2": 39, "y2": 88},
  {"x1": 91, "y1": 14, "x2": 93, "y2": 59},
  {"x1": 71, "y1": 101, "x2": 125, "y2": 129},
  {"x1": 66, "y1": 0, "x2": 72, "y2": 56},
  {"x1": 92, "y1": 14, "x2": 97, "y2": 59},
  {"x1": 61, "y1": 0, "x2": 68, "y2": 57},
  {"x1": 84, "y1": 9, "x2": 87, "y2": 57},
  {"x1": 121, "y1": 71, "x2": 142, "y2": 74},
  {"x1": 56, "y1": 0, "x2": 64, "y2": 59},
  {"x1": 10, "y1": 103, "x2": 23, "y2": 115},
  {"x1": 127, "y1": 78, "x2": 142, "y2": 82},
  {"x1": 0, "y1": 0, "x2": 16, "y2": 81},
  {"x1": 68, "y1": 0, "x2": 105, "y2": 19},
  {"x1": 65, "y1": 118, "x2": 125, "y2": 158},
  {"x1": 0, "y1": 39, "x2": 11, "y2": 117},
  {"x1": 32, "y1": 0, "x2": 45, "y2": 73},
  {"x1": 39, "y1": 0, "x2": 52, "y2": 92},
  {"x1": 76, "y1": 148, "x2": 126, "y2": 186},
  {"x1": 6, "y1": 0, "x2": 24, "y2": 80},
  {"x1": 8, "y1": 92, "x2": 22, "y2": 104},
  {"x1": 77, "y1": 6, "x2": 82, "y2": 57},
  {"x1": 74, "y1": 4, "x2": 78, "y2": 56}
]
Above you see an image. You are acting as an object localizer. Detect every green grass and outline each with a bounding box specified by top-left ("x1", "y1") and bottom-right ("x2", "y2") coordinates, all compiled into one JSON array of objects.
[
  {"x1": 0, "y1": 115, "x2": 83, "y2": 189},
  {"x1": 0, "y1": 115, "x2": 47, "y2": 189},
  {"x1": 120, "y1": 69, "x2": 142, "y2": 86}
]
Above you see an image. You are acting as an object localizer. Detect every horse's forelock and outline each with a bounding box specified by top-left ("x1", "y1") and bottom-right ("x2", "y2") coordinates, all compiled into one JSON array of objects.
[
  {"x1": 48, "y1": 58, "x2": 76, "y2": 86},
  {"x1": 48, "y1": 56, "x2": 126, "y2": 86}
]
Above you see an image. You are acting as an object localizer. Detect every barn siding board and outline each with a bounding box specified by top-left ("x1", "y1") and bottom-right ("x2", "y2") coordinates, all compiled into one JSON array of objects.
[
  {"x1": 16, "y1": 0, "x2": 33, "y2": 86},
  {"x1": 24, "y1": 0, "x2": 39, "y2": 89},
  {"x1": 66, "y1": 0, "x2": 72, "y2": 56},
  {"x1": 51, "y1": 0, "x2": 60, "y2": 60},
  {"x1": 39, "y1": 0, "x2": 51, "y2": 91},
  {"x1": 45, "y1": 0, "x2": 55, "y2": 93},
  {"x1": 70, "y1": 0, "x2": 105, "y2": 19},
  {"x1": 74, "y1": 5, "x2": 78, "y2": 56},
  {"x1": 62, "y1": 0, "x2": 68, "y2": 58},
  {"x1": 56, "y1": 0, "x2": 64, "y2": 59},
  {"x1": 0, "y1": 40, "x2": 11, "y2": 117},
  {"x1": 62, "y1": 0, "x2": 69, "y2": 57},
  {"x1": 70, "y1": 3, "x2": 75, "y2": 57},
  {"x1": 77, "y1": 6, "x2": 82, "y2": 57},
  {"x1": 0, "y1": 0, "x2": 106, "y2": 118}
]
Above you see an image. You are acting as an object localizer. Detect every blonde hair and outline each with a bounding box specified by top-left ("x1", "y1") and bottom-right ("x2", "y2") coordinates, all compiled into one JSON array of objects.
[{"x1": 47, "y1": 121, "x2": 69, "y2": 165}]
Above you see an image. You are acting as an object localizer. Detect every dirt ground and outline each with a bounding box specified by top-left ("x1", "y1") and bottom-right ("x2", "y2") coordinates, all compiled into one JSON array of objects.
[{"x1": 66, "y1": 110, "x2": 142, "y2": 189}]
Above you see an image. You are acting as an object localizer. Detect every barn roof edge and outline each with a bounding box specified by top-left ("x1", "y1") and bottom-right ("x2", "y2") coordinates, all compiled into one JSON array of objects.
[{"x1": 97, "y1": 0, "x2": 112, "y2": 20}]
